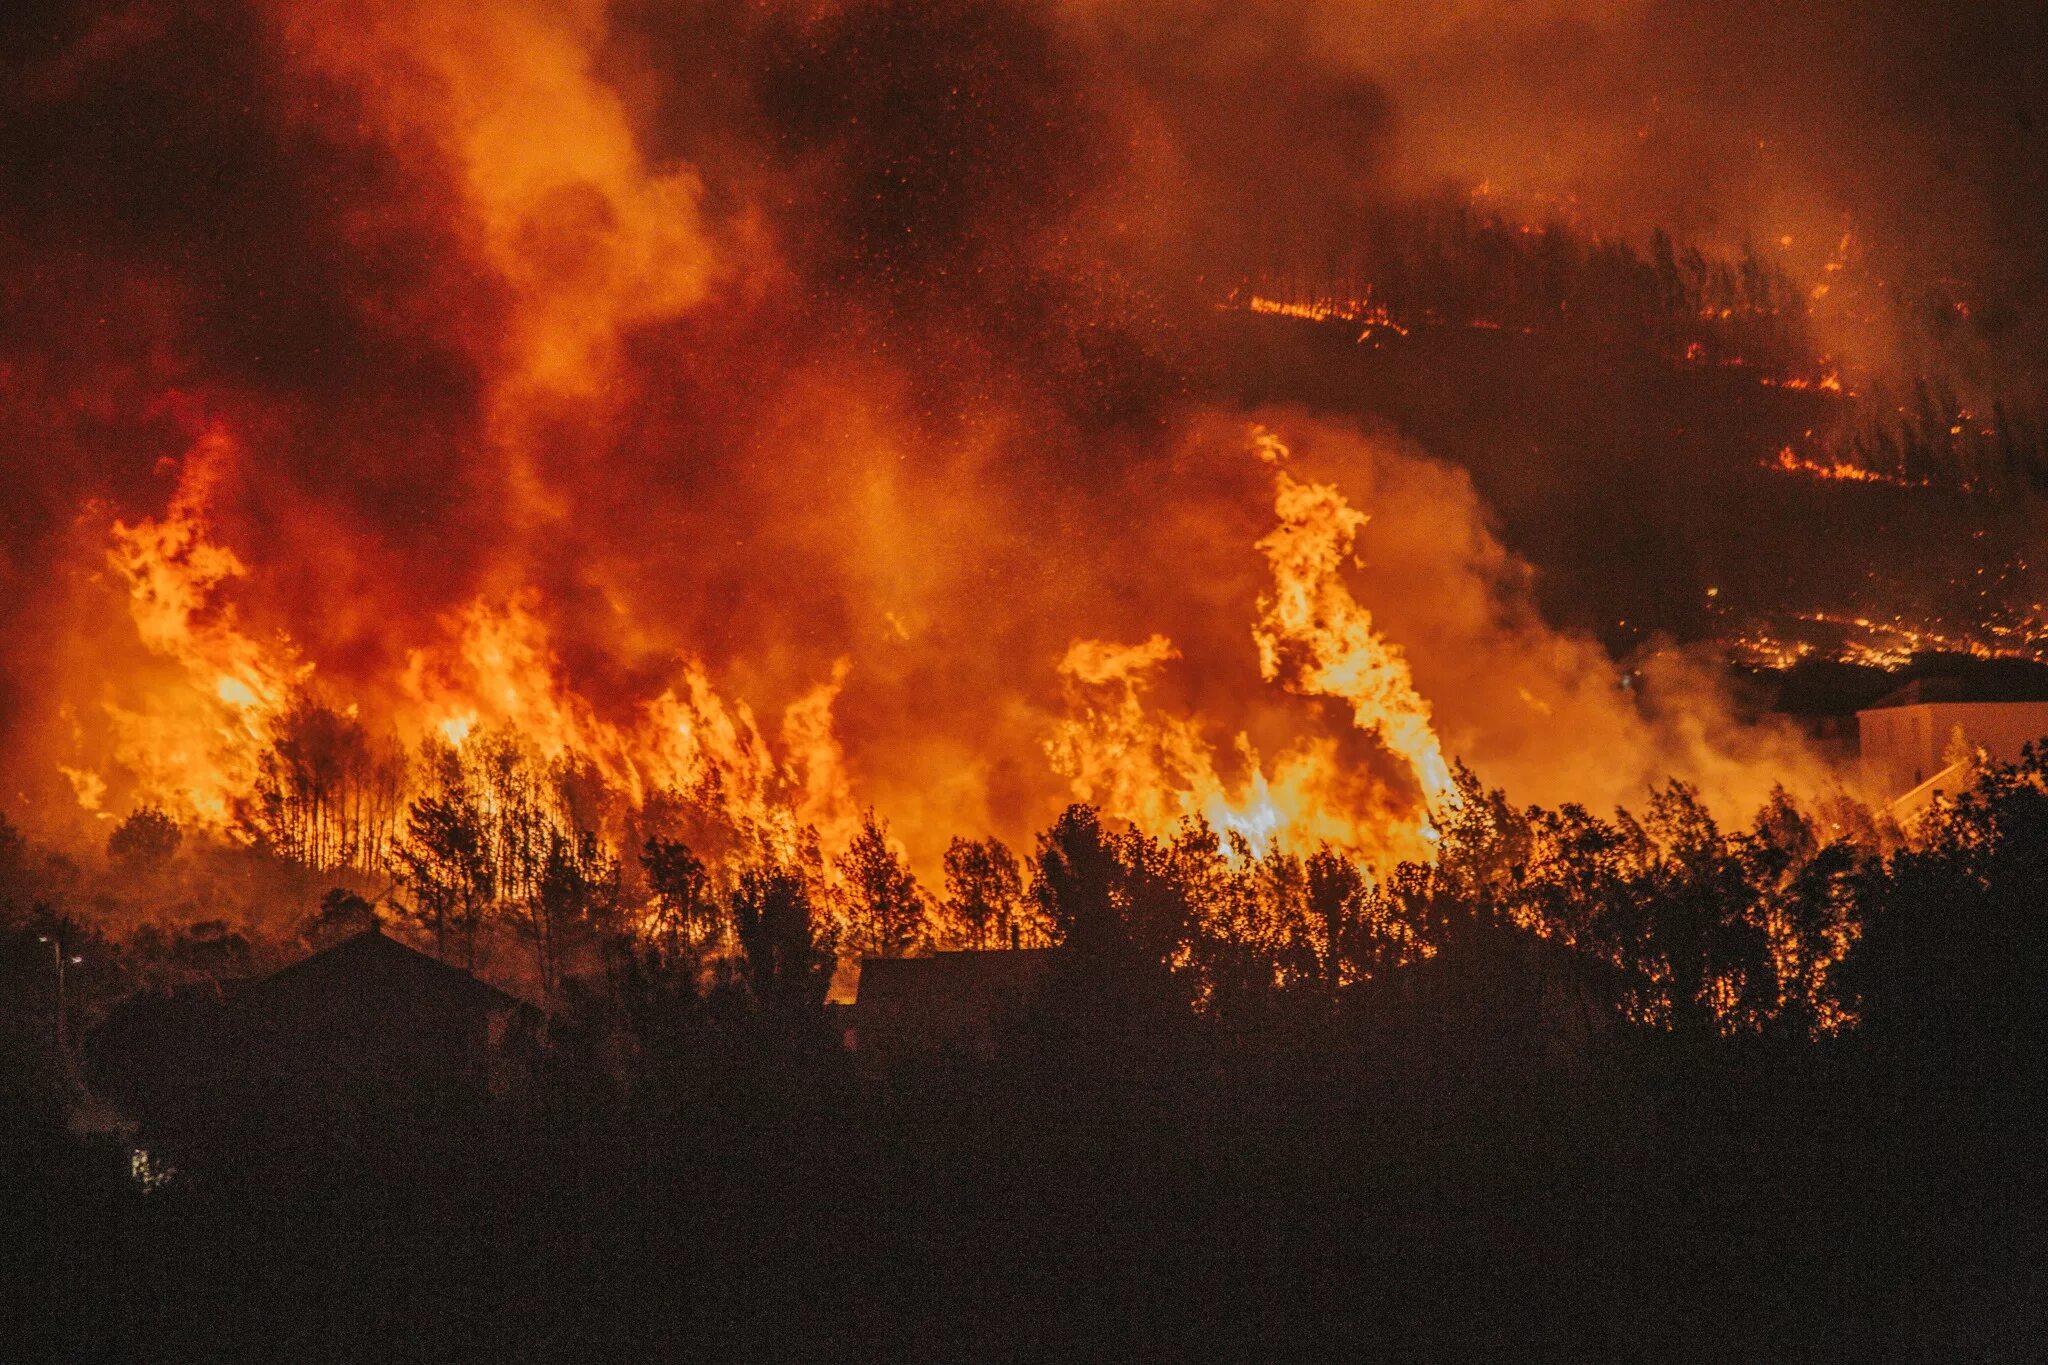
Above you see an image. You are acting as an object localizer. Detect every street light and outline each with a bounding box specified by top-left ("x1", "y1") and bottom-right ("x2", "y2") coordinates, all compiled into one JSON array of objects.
[{"x1": 35, "y1": 933, "x2": 79, "y2": 1049}]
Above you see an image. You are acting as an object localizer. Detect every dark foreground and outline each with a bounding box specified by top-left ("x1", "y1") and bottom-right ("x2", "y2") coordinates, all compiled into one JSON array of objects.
[{"x1": 6, "y1": 982, "x2": 2040, "y2": 1365}]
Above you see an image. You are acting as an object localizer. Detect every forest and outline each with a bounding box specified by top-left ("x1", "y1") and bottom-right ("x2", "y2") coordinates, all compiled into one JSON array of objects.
[
  {"x1": 0, "y1": 687, "x2": 1907, "y2": 1036},
  {"x1": 1236, "y1": 201, "x2": 2048, "y2": 499},
  {"x1": 4, "y1": 708, "x2": 2043, "y2": 1360}
]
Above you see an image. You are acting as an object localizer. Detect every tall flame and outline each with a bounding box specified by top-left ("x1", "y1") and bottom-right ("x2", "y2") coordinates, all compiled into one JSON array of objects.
[
  {"x1": 63, "y1": 426, "x2": 856, "y2": 867},
  {"x1": 1250, "y1": 430, "x2": 1459, "y2": 819},
  {"x1": 1045, "y1": 431, "x2": 1458, "y2": 864},
  {"x1": 93, "y1": 426, "x2": 306, "y2": 824}
]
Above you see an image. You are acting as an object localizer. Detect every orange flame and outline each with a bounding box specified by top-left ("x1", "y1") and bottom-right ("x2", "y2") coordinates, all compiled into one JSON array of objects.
[
  {"x1": 1251, "y1": 430, "x2": 1459, "y2": 822},
  {"x1": 1045, "y1": 431, "x2": 1458, "y2": 865},
  {"x1": 94, "y1": 426, "x2": 306, "y2": 824},
  {"x1": 64, "y1": 430, "x2": 856, "y2": 868}
]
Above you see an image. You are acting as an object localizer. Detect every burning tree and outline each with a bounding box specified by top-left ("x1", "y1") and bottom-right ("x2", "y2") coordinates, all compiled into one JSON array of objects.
[
  {"x1": 837, "y1": 810, "x2": 927, "y2": 959},
  {"x1": 940, "y1": 835, "x2": 1027, "y2": 950},
  {"x1": 390, "y1": 785, "x2": 494, "y2": 968},
  {"x1": 240, "y1": 697, "x2": 407, "y2": 875},
  {"x1": 522, "y1": 829, "x2": 622, "y2": 1000},
  {"x1": 642, "y1": 835, "x2": 718, "y2": 960}
]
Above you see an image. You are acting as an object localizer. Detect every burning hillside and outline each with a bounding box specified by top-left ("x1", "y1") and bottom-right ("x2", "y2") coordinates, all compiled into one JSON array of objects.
[
  {"x1": 3, "y1": 0, "x2": 2046, "y2": 928},
  {"x1": 11, "y1": 7, "x2": 2048, "y2": 1358}
]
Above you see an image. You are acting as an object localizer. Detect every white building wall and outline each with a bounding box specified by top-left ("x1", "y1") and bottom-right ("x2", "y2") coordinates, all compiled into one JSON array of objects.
[{"x1": 1857, "y1": 701, "x2": 2048, "y2": 803}]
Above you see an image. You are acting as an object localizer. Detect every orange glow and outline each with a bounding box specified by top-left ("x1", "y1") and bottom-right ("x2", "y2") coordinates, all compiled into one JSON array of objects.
[
  {"x1": 92, "y1": 426, "x2": 307, "y2": 825},
  {"x1": 1045, "y1": 433, "x2": 1458, "y2": 867},
  {"x1": 1766, "y1": 445, "x2": 1923, "y2": 488}
]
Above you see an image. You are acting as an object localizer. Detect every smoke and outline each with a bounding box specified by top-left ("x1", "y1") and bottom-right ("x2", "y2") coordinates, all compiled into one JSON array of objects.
[
  {"x1": 1039, "y1": 412, "x2": 1836, "y2": 849},
  {"x1": 3, "y1": 0, "x2": 2010, "y2": 874}
]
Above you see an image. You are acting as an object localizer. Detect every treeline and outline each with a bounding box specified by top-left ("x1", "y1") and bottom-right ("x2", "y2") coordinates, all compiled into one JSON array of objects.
[
  {"x1": 12, "y1": 716, "x2": 2048, "y2": 1059},
  {"x1": 3, "y1": 703, "x2": 1058, "y2": 1004},
  {"x1": 1245, "y1": 200, "x2": 1816, "y2": 374},
  {"x1": 9, "y1": 745, "x2": 2045, "y2": 1361},
  {"x1": 1806, "y1": 377, "x2": 2048, "y2": 494},
  {"x1": 1248, "y1": 202, "x2": 2048, "y2": 501}
]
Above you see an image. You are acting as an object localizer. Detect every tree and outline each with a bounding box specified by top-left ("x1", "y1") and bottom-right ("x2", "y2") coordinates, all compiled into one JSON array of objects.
[
  {"x1": 1843, "y1": 745, "x2": 2048, "y2": 1070},
  {"x1": 1633, "y1": 781, "x2": 1775, "y2": 1036},
  {"x1": 523, "y1": 830, "x2": 621, "y2": 999},
  {"x1": 1032, "y1": 805, "x2": 1120, "y2": 959},
  {"x1": 302, "y1": 887, "x2": 377, "y2": 950},
  {"x1": 643, "y1": 835, "x2": 717, "y2": 958},
  {"x1": 1167, "y1": 822, "x2": 1273, "y2": 1013},
  {"x1": 241, "y1": 696, "x2": 406, "y2": 873},
  {"x1": 731, "y1": 861, "x2": 836, "y2": 1012},
  {"x1": 1305, "y1": 845, "x2": 1365, "y2": 996},
  {"x1": 941, "y1": 835, "x2": 1024, "y2": 949},
  {"x1": 108, "y1": 805, "x2": 181, "y2": 874},
  {"x1": 838, "y1": 810, "x2": 925, "y2": 958},
  {"x1": 391, "y1": 790, "x2": 494, "y2": 965},
  {"x1": 0, "y1": 814, "x2": 28, "y2": 923},
  {"x1": 1030, "y1": 805, "x2": 1196, "y2": 1038}
]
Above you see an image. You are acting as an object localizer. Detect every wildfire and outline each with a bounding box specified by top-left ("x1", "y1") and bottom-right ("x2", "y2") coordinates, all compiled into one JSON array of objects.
[
  {"x1": 1046, "y1": 432, "x2": 1457, "y2": 866},
  {"x1": 1765, "y1": 445, "x2": 1924, "y2": 488},
  {"x1": 93, "y1": 427, "x2": 308, "y2": 825},
  {"x1": 1232, "y1": 292, "x2": 1410, "y2": 340},
  {"x1": 58, "y1": 415, "x2": 1470, "y2": 886},
  {"x1": 393, "y1": 598, "x2": 861, "y2": 867},
  {"x1": 62, "y1": 428, "x2": 857, "y2": 868},
  {"x1": 1726, "y1": 606, "x2": 2048, "y2": 670},
  {"x1": 1250, "y1": 432, "x2": 1458, "y2": 817}
]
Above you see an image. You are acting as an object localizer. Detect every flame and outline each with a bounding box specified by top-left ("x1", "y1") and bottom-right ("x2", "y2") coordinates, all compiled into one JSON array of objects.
[
  {"x1": 1044, "y1": 633, "x2": 1231, "y2": 840},
  {"x1": 1766, "y1": 445, "x2": 1925, "y2": 488},
  {"x1": 1250, "y1": 432, "x2": 1459, "y2": 821},
  {"x1": 1045, "y1": 431, "x2": 1458, "y2": 865},
  {"x1": 61, "y1": 435, "x2": 857, "y2": 869},
  {"x1": 92, "y1": 426, "x2": 307, "y2": 825},
  {"x1": 400, "y1": 593, "x2": 858, "y2": 861},
  {"x1": 1234, "y1": 292, "x2": 1410, "y2": 339}
]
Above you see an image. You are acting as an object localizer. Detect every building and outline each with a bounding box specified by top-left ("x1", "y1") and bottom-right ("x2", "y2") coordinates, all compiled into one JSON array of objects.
[
  {"x1": 91, "y1": 922, "x2": 535, "y2": 1173},
  {"x1": 1857, "y1": 676, "x2": 2048, "y2": 817},
  {"x1": 837, "y1": 949, "x2": 1056, "y2": 1062},
  {"x1": 231, "y1": 921, "x2": 533, "y2": 1111}
]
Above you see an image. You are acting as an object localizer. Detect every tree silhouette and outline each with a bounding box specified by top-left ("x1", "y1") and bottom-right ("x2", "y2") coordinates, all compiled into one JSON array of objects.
[
  {"x1": 837, "y1": 810, "x2": 925, "y2": 958},
  {"x1": 0, "y1": 814, "x2": 28, "y2": 920},
  {"x1": 107, "y1": 805, "x2": 181, "y2": 874},
  {"x1": 941, "y1": 835, "x2": 1024, "y2": 949},
  {"x1": 1843, "y1": 744, "x2": 2048, "y2": 1073},
  {"x1": 241, "y1": 695, "x2": 406, "y2": 873},
  {"x1": 1032, "y1": 804, "x2": 1120, "y2": 960},
  {"x1": 301, "y1": 886, "x2": 377, "y2": 950},
  {"x1": 1305, "y1": 845, "x2": 1365, "y2": 997},
  {"x1": 643, "y1": 835, "x2": 717, "y2": 960},
  {"x1": 732, "y1": 861, "x2": 836, "y2": 1013},
  {"x1": 391, "y1": 789, "x2": 494, "y2": 965},
  {"x1": 523, "y1": 829, "x2": 621, "y2": 999}
]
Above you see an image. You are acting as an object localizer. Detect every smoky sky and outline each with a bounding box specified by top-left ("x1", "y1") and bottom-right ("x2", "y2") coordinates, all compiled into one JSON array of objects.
[
  {"x1": 4, "y1": 0, "x2": 2047, "y2": 824},
  {"x1": 7, "y1": 0, "x2": 2042, "y2": 421}
]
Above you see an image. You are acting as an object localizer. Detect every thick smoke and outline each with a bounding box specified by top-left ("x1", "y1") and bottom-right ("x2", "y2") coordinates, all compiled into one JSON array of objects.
[{"x1": 2, "y1": 0, "x2": 2024, "y2": 870}]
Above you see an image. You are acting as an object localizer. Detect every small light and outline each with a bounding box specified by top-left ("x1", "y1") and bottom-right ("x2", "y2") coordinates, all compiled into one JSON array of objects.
[
  {"x1": 69, "y1": 955, "x2": 84, "y2": 966},
  {"x1": 36, "y1": 934, "x2": 50, "y2": 944}
]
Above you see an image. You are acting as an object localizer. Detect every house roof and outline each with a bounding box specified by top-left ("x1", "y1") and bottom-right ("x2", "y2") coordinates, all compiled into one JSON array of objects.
[
  {"x1": 849, "y1": 949, "x2": 1056, "y2": 1010},
  {"x1": 245, "y1": 923, "x2": 521, "y2": 1013}
]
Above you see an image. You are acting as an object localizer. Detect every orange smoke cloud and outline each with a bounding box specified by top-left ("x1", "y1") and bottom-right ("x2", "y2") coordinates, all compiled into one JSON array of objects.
[{"x1": 17, "y1": 0, "x2": 1982, "y2": 903}]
